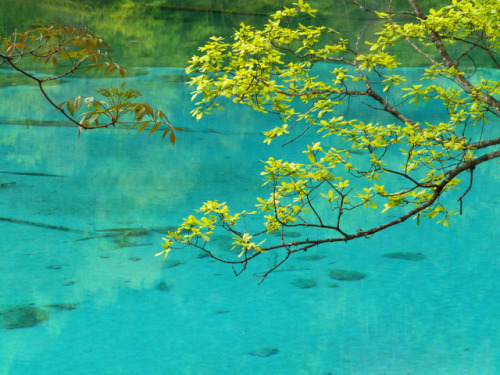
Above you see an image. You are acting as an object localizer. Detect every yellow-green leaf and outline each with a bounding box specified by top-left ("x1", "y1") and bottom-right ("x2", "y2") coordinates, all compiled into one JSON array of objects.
[
  {"x1": 138, "y1": 121, "x2": 150, "y2": 134},
  {"x1": 162, "y1": 128, "x2": 171, "y2": 140},
  {"x1": 66, "y1": 100, "x2": 74, "y2": 117},
  {"x1": 150, "y1": 122, "x2": 161, "y2": 136}
]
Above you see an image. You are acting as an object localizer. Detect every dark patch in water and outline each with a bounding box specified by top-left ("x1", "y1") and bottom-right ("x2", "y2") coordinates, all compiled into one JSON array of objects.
[
  {"x1": 46, "y1": 265, "x2": 63, "y2": 270},
  {"x1": 44, "y1": 303, "x2": 79, "y2": 311},
  {"x1": 149, "y1": 225, "x2": 180, "y2": 234},
  {"x1": 272, "y1": 267, "x2": 311, "y2": 274},
  {"x1": 0, "y1": 181, "x2": 16, "y2": 188},
  {"x1": 213, "y1": 310, "x2": 230, "y2": 315},
  {"x1": 247, "y1": 347, "x2": 279, "y2": 357},
  {"x1": 156, "y1": 282, "x2": 170, "y2": 291},
  {"x1": 77, "y1": 228, "x2": 152, "y2": 249},
  {"x1": 298, "y1": 254, "x2": 327, "y2": 261},
  {"x1": 0, "y1": 305, "x2": 49, "y2": 329},
  {"x1": 0, "y1": 217, "x2": 83, "y2": 232},
  {"x1": 382, "y1": 252, "x2": 426, "y2": 261},
  {"x1": 163, "y1": 259, "x2": 184, "y2": 268},
  {"x1": 77, "y1": 228, "x2": 149, "y2": 242},
  {"x1": 0, "y1": 171, "x2": 64, "y2": 178},
  {"x1": 329, "y1": 269, "x2": 366, "y2": 281},
  {"x1": 292, "y1": 278, "x2": 316, "y2": 289},
  {"x1": 96, "y1": 228, "x2": 149, "y2": 234}
]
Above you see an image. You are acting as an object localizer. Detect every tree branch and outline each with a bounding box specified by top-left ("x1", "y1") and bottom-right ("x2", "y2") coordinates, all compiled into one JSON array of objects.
[
  {"x1": 244, "y1": 150, "x2": 498, "y2": 280},
  {"x1": 408, "y1": 0, "x2": 500, "y2": 116},
  {"x1": 468, "y1": 137, "x2": 500, "y2": 150}
]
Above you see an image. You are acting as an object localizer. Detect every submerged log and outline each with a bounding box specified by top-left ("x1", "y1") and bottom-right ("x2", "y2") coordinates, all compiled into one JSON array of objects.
[
  {"x1": 0, "y1": 171, "x2": 64, "y2": 178},
  {"x1": 0, "y1": 217, "x2": 84, "y2": 233}
]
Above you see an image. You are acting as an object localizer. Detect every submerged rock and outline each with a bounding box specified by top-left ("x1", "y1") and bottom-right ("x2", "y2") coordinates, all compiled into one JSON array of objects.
[
  {"x1": 0, "y1": 305, "x2": 49, "y2": 329},
  {"x1": 46, "y1": 265, "x2": 63, "y2": 270},
  {"x1": 382, "y1": 252, "x2": 426, "y2": 261},
  {"x1": 156, "y1": 281, "x2": 171, "y2": 291},
  {"x1": 292, "y1": 278, "x2": 316, "y2": 289},
  {"x1": 213, "y1": 310, "x2": 230, "y2": 315},
  {"x1": 329, "y1": 269, "x2": 366, "y2": 281},
  {"x1": 248, "y1": 347, "x2": 279, "y2": 357},
  {"x1": 0, "y1": 181, "x2": 16, "y2": 188},
  {"x1": 76, "y1": 227, "x2": 149, "y2": 246},
  {"x1": 44, "y1": 303, "x2": 79, "y2": 311}
]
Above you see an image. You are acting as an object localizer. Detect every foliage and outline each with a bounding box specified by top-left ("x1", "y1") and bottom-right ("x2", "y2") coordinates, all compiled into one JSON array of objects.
[
  {"x1": 0, "y1": 0, "x2": 284, "y2": 70},
  {"x1": 2, "y1": 0, "x2": 442, "y2": 71},
  {"x1": 159, "y1": 0, "x2": 500, "y2": 281},
  {"x1": 0, "y1": 23, "x2": 180, "y2": 144}
]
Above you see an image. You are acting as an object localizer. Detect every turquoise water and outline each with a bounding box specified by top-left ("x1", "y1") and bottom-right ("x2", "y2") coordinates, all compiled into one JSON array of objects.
[{"x1": 0, "y1": 66, "x2": 499, "y2": 375}]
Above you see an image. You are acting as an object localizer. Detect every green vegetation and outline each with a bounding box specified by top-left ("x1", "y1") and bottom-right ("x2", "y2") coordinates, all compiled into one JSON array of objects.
[
  {"x1": 2, "y1": 0, "x2": 457, "y2": 71},
  {"x1": 159, "y1": 0, "x2": 499, "y2": 281},
  {"x1": 0, "y1": 0, "x2": 286, "y2": 69}
]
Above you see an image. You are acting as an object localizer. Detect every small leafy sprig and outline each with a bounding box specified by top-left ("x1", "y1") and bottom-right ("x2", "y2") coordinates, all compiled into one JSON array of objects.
[
  {"x1": 0, "y1": 23, "x2": 181, "y2": 145},
  {"x1": 59, "y1": 82, "x2": 182, "y2": 145}
]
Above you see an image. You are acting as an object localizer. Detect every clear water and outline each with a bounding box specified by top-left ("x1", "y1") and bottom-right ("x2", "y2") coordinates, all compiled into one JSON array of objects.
[{"x1": 0, "y1": 66, "x2": 499, "y2": 375}]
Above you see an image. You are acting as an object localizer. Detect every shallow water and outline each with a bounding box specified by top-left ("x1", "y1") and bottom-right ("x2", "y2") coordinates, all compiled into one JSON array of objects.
[{"x1": 1, "y1": 65, "x2": 499, "y2": 375}]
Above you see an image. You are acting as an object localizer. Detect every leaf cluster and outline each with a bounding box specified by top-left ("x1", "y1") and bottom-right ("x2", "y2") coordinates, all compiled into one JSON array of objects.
[
  {"x1": 0, "y1": 23, "x2": 180, "y2": 145},
  {"x1": 159, "y1": 0, "x2": 500, "y2": 281}
]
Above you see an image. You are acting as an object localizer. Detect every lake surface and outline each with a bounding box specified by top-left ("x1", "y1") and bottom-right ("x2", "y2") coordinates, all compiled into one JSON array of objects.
[{"x1": 1, "y1": 3, "x2": 499, "y2": 375}]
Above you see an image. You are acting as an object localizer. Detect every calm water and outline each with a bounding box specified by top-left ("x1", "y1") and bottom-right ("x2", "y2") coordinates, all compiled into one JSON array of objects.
[
  {"x1": 0, "y1": 65, "x2": 499, "y2": 374},
  {"x1": 1, "y1": 3, "x2": 500, "y2": 375}
]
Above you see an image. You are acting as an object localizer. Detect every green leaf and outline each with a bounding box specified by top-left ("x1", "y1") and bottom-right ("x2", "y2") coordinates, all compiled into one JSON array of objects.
[
  {"x1": 74, "y1": 96, "x2": 82, "y2": 113},
  {"x1": 66, "y1": 100, "x2": 74, "y2": 117}
]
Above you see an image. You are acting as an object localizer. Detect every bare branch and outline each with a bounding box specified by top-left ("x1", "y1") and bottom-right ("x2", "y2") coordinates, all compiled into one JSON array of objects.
[{"x1": 468, "y1": 137, "x2": 500, "y2": 150}]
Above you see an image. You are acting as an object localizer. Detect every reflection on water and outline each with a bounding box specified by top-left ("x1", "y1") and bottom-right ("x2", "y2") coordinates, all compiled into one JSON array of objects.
[
  {"x1": 1, "y1": 65, "x2": 499, "y2": 374},
  {"x1": 1, "y1": 0, "x2": 454, "y2": 73}
]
